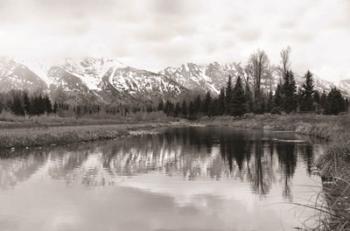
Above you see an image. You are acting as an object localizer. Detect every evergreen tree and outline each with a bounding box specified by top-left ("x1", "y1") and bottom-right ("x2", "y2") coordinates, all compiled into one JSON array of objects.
[
  {"x1": 157, "y1": 101, "x2": 164, "y2": 111},
  {"x1": 174, "y1": 102, "x2": 181, "y2": 117},
  {"x1": 324, "y1": 88, "x2": 345, "y2": 115},
  {"x1": 245, "y1": 83, "x2": 253, "y2": 113},
  {"x1": 0, "y1": 97, "x2": 3, "y2": 113},
  {"x1": 188, "y1": 101, "x2": 196, "y2": 119},
  {"x1": 266, "y1": 91, "x2": 273, "y2": 113},
  {"x1": 202, "y1": 91, "x2": 212, "y2": 116},
  {"x1": 194, "y1": 95, "x2": 202, "y2": 115},
  {"x1": 181, "y1": 100, "x2": 188, "y2": 117},
  {"x1": 344, "y1": 98, "x2": 349, "y2": 112},
  {"x1": 210, "y1": 98, "x2": 218, "y2": 116},
  {"x1": 313, "y1": 90, "x2": 321, "y2": 113},
  {"x1": 230, "y1": 76, "x2": 247, "y2": 116},
  {"x1": 282, "y1": 70, "x2": 297, "y2": 113},
  {"x1": 300, "y1": 71, "x2": 314, "y2": 112},
  {"x1": 23, "y1": 91, "x2": 31, "y2": 115},
  {"x1": 44, "y1": 95, "x2": 52, "y2": 113},
  {"x1": 320, "y1": 91, "x2": 327, "y2": 112},
  {"x1": 218, "y1": 88, "x2": 225, "y2": 115},
  {"x1": 273, "y1": 82, "x2": 283, "y2": 110},
  {"x1": 10, "y1": 93, "x2": 25, "y2": 116},
  {"x1": 296, "y1": 87, "x2": 303, "y2": 112},
  {"x1": 164, "y1": 100, "x2": 174, "y2": 116},
  {"x1": 225, "y1": 75, "x2": 233, "y2": 114}
]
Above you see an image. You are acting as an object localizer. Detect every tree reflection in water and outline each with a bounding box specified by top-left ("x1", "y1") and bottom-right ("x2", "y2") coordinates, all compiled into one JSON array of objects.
[{"x1": 0, "y1": 127, "x2": 319, "y2": 199}]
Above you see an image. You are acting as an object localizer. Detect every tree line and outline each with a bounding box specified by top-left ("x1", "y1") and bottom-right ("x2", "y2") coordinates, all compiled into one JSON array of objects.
[
  {"x1": 0, "y1": 90, "x2": 54, "y2": 116},
  {"x1": 0, "y1": 90, "x2": 158, "y2": 117},
  {"x1": 159, "y1": 48, "x2": 348, "y2": 118},
  {"x1": 159, "y1": 72, "x2": 348, "y2": 118}
]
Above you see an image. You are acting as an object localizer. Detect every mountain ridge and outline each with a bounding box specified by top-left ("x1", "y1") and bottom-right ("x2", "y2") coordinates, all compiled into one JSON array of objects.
[{"x1": 0, "y1": 57, "x2": 348, "y2": 105}]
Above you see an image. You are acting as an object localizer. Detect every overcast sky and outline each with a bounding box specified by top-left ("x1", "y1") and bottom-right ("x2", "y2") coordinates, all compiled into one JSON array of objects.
[{"x1": 0, "y1": 0, "x2": 349, "y2": 81}]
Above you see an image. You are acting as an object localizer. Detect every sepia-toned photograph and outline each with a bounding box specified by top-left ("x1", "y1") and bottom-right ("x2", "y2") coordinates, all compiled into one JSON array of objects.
[{"x1": 0, "y1": 0, "x2": 349, "y2": 230}]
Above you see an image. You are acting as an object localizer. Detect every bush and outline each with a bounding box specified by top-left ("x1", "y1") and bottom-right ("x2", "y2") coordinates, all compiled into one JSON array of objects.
[{"x1": 271, "y1": 107, "x2": 282, "y2": 115}]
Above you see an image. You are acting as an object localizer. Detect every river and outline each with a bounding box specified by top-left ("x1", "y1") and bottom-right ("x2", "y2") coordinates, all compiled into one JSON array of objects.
[{"x1": 0, "y1": 127, "x2": 325, "y2": 231}]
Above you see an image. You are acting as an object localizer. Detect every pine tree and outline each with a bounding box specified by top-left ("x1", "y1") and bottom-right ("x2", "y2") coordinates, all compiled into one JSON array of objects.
[
  {"x1": 218, "y1": 88, "x2": 225, "y2": 115},
  {"x1": 181, "y1": 100, "x2": 188, "y2": 117},
  {"x1": 344, "y1": 98, "x2": 349, "y2": 112},
  {"x1": 44, "y1": 95, "x2": 52, "y2": 113},
  {"x1": 324, "y1": 88, "x2": 345, "y2": 115},
  {"x1": 273, "y1": 82, "x2": 283, "y2": 111},
  {"x1": 189, "y1": 101, "x2": 196, "y2": 119},
  {"x1": 300, "y1": 71, "x2": 314, "y2": 112},
  {"x1": 313, "y1": 90, "x2": 321, "y2": 113},
  {"x1": 210, "y1": 98, "x2": 218, "y2": 116},
  {"x1": 230, "y1": 76, "x2": 247, "y2": 116},
  {"x1": 23, "y1": 91, "x2": 31, "y2": 115},
  {"x1": 296, "y1": 87, "x2": 303, "y2": 112},
  {"x1": 174, "y1": 102, "x2": 181, "y2": 117},
  {"x1": 157, "y1": 101, "x2": 164, "y2": 111},
  {"x1": 11, "y1": 93, "x2": 25, "y2": 116},
  {"x1": 282, "y1": 70, "x2": 297, "y2": 113},
  {"x1": 245, "y1": 83, "x2": 253, "y2": 113},
  {"x1": 225, "y1": 75, "x2": 233, "y2": 114},
  {"x1": 320, "y1": 91, "x2": 327, "y2": 112},
  {"x1": 266, "y1": 91, "x2": 273, "y2": 113},
  {"x1": 164, "y1": 100, "x2": 174, "y2": 116},
  {"x1": 53, "y1": 102, "x2": 58, "y2": 114},
  {"x1": 194, "y1": 95, "x2": 202, "y2": 115},
  {"x1": 202, "y1": 91, "x2": 212, "y2": 116}
]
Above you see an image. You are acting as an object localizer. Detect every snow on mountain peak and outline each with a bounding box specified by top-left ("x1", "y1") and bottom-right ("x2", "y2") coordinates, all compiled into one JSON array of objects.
[
  {"x1": 59, "y1": 57, "x2": 127, "y2": 91},
  {"x1": 14, "y1": 57, "x2": 53, "y2": 87},
  {"x1": 0, "y1": 56, "x2": 349, "y2": 104}
]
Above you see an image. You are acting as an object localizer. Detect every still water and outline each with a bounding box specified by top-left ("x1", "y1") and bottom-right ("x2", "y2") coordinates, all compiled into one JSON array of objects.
[{"x1": 0, "y1": 127, "x2": 325, "y2": 231}]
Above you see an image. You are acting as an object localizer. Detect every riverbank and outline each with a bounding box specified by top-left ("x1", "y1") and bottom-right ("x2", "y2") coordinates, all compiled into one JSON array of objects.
[
  {"x1": 200, "y1": 114, "x2": 350, "y2": 230},
  {"x1": 0, "y1": 123, "x2": 172, "y2": 149},
  {"x1": 0, "y1": 111, "x2": 182, "y2": 148},
  {"x1": 199, "y1": 114, "x2": 349, "y2": 140},
  {"x1": 1, "y1": 113, "x2": 349, "y2": 229},
  {"x1": 0, "y1": 111, "x2": 170, "y2": 129}
]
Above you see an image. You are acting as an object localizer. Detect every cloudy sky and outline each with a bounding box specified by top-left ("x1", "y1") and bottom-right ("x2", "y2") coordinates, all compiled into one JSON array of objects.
[{"x1": 0, "y1": 0, "x2": 349, "y2": 81}]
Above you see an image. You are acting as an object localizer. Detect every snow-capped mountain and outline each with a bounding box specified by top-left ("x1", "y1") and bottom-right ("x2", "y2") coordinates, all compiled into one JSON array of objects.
[
  {"x1": 0, "y1": 57, "x2": 348, "y2": 105},
  {"x1": 0, "y1": 57, "x2": 48, "y2": 92},
  {"x1": 0, "y1": 57, "x2": 188, "y2": 104},
  {"x1": 339, "y1": 79, "x2": 350, "y2": 93},
  {"x1": 161, "y1": 63, "x2": 223, "y2": 94},
  {"x1": 107, "y1": 66, "x2": 186, "y2": 101},
  {"x1": 161, "y1": 62, "x2": 345, "y2": 96},
  {"x1": 58, "y1": 57, "x2": 125, "y2": 91}
]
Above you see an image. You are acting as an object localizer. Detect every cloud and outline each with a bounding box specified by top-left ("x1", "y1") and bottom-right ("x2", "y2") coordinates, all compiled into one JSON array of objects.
[
  {"x1": 153, "y1": 0, "x2": 188, "y2": 16},
  {"x1": 0, "y1": 0, "x2": 348, "y2": 80}
]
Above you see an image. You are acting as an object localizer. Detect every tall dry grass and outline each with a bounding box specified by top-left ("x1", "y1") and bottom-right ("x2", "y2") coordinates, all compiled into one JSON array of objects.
[
  {"x1": 0, "y1": 122, "x2": 167, "y2": 148},
  {"x1": 0, "y1": 111, "x2": 171, "y2": 128},
  {"x1": 315, "y1": 143, "x2": 350, "y2": 230}
]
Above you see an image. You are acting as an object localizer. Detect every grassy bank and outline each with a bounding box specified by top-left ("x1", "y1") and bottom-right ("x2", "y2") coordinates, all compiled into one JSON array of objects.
[
  {"x1": 201, "y1": 114, "x2": 350, "y2": 230},
  {"x1": 0, "y1": 123, "x2": 155, "y2": 148},
  {"x1": 0, "y1": 111, "x2": 170, "y2": 129},
  {"x1": 0, "y1": 111, "x2": 183, "y2": 149},
  {"x1": 0, "y1": 122, "x2": 185, "y2": 149},
  {"x1": 200, "y1": 114, "x2": 347, "y2": 137}
]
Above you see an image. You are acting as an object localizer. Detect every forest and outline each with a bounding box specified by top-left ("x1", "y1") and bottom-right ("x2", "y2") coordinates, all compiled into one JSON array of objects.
[
  {"x1": 159, "y1": 48, "x2": 348, "y2": 119},
  {"x1": 160, "y1": 71, "x2": 348, "y2": 119}
]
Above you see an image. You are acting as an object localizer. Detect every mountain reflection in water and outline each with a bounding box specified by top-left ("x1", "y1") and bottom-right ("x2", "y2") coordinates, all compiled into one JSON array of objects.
[{"x1": 0, "y1": 127, "x2": 325, "y2": 231}]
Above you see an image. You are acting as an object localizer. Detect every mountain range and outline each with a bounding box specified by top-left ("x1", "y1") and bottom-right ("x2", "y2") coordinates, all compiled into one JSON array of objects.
[{"x1": 0, "y1": 57, "x2": 347, "y2": 105}]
